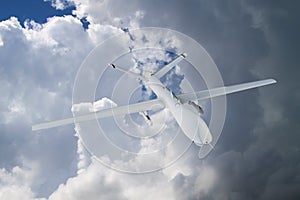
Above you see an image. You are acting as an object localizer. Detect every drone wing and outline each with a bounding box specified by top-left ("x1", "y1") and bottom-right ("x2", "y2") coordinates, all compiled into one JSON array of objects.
[
  {"x1": 32, "y1": 99, "x2": 164, "y2": 131},
  {"x1": 177, "y1": 79, "x2": 277, "y2": 103},
  {"x1": 154, "y1": 53, "x2": 186, "y2": 79}
]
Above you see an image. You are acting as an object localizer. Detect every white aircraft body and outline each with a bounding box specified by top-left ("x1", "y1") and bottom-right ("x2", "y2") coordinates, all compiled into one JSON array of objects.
[{"x1": 32, "y1": 53, "x2": 276, "y2": 154}]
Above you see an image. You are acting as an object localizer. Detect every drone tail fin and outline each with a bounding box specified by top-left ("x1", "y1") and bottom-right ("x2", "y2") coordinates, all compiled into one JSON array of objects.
[
  {"x1": 153, "y1": 53, "x2": 186, "y2": 79},
  {"x1": 198, "y1": 143, "x2": 214, "y2": 159},
  {"x1": 110, "y1": 64, "x2": 145, "y2": 80}
]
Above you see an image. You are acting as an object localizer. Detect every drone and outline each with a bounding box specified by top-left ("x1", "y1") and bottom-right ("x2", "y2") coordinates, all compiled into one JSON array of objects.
[{"x1": 32, "y1": 53, "x2": 276, "y2": 157}]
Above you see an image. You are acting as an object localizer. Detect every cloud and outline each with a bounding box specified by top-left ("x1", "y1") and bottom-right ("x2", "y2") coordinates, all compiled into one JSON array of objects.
[
  {"x1": 0, "y1": 1, "x2": 150, "y2": 198},
  {"x1": 48, "y1": 160, "x2": 126, "y2": 200},
  {"x1": 0, "y1": 168, "x2": 34, "y2": 200},
  {"x1": 0, "y1": 10, "x2": 137, "y2": 198},
  {"x1": 0, "y1": 160, "x2": 47, "y2": 200},
  {"x1": 44, "y1": 0, "x2": 74, "y2": 10},
  {"x1": 56, "y1": 91, "x2": 216, "y2": 200},
  {"x1": 241, "y1": 2, "x2": 300, "y2": 199},
  {"x1": 1, "y1": 0, "x2": 299, "y2": 199},
  {"x1": 0, "y1": 15, "x2": 88, "y2": 197},
  {"x1": 49, "y1": 158, "x2": 177, "y2": 200}
]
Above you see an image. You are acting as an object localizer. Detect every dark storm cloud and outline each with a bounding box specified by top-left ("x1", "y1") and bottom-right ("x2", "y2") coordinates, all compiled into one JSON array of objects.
[
  {"x1": 132, "y1": 0, "x2": 300, "y2": 199},
  {"x1": 243, "y1": 1, "x2": 300, "y2": 199}
]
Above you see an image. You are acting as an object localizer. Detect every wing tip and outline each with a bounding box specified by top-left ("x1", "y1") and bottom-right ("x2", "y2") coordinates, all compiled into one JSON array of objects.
[
  {"x1": 267, "y1": 78, "x2": 277, "y2": 84},
  {"x1": 32, "y1": 123, "x2": 48, "y2": 131},
  {"x1": 31, "y1": 125, "x2": 40, "y2": 131},
  {"x1": 180, "y1": 53, "x2": 187, "y2": 58},
  {"x1": 110, "y1": 63, "x2": 116, "y2": 68},
  {"x1": 271, "y1": 78, "x2": 277, "y2": 83}
]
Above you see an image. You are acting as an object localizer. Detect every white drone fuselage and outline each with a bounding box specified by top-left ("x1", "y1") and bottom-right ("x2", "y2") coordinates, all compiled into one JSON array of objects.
[{"x1": 145, "y1": 74, "x2": 212, "y2": 146}]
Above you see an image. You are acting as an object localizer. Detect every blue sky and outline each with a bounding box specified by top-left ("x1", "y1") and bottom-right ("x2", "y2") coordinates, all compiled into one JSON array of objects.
[
  {"x1": 0, "y1": 0, "x2": 74, "y2": 24},
  {"x1": 0, "y1": 0, "x2": 299, "y2": 200}
]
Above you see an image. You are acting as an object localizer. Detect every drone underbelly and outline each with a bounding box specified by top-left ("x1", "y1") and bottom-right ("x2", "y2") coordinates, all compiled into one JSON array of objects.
[
  {"x1": 169, "y1": 104, "x2": 212, "y2": 146},
  {"x1": 146, "y1": 77, "x2": 212, "y2": 145},
  {"x1": 150, "y1": 86, "x2": 211, "y2": 145}
]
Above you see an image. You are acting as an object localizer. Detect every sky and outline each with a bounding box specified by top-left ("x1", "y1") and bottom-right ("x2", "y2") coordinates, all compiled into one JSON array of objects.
[
  {"x1": 0, "y1": 0, "x2": 300, "y2": 199},
  {"x1": 0, "y1": 0, "x2": 75, "y2": 24}
]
